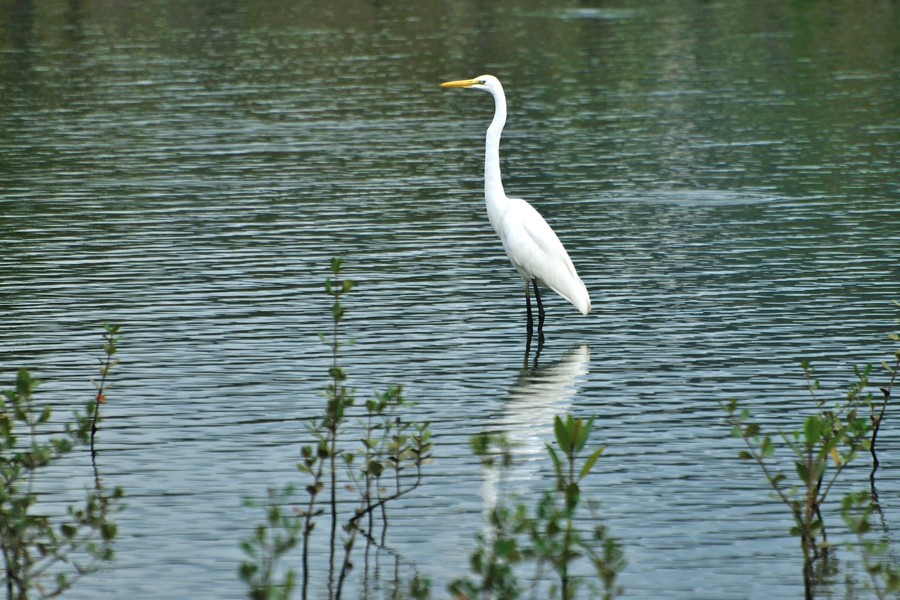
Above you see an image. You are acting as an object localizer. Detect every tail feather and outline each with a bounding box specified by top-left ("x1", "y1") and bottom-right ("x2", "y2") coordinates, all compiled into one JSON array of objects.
[{"x1": 551, "y1": 276, "x2": 591, "y2": 315}]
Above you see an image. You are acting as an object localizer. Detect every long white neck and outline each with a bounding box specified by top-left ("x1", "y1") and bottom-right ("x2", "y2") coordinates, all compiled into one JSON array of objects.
[{"x1": 484, "y1": 87, "x2": 508, "y2": 230}]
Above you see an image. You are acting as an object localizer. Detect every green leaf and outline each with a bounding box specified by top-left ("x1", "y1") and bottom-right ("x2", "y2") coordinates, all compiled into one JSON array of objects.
[
  {"x1": 760, "y1": 436, "x2": 775, "y2": 457},
  {"x1": 546, "y1": 444, "x2": 562, "y2": 479},
  {"x1": 575, "y1": 416, "x2": 595, "y2": 452},
  {"x1": 565, "y1": 481, "x2": 580, "y2": 512},
  {"x1": 367, "y1": 460, "x2": 384, "y2": 478},
  {"x1": 554, "y1": 415, "x2": 572, "y2": 453},
  {"x1": 101, "y1": 522, "x2": 117, "y2": 541},
  {"x1": 239, "y1": 561, "x2": 259, "y2": 581},
  {"x1": 38, "y1": 403, "x2": 51, "y2": 424},
  {"x1": 470, "y1": 433, "x2": 490, "y2": 457},
  {"x1": 803, "y1": 415, "x2": 822, "y2": 447},
  {"x1": 332, "y1": 302, "x2": 345, "y2": 321},
  {"x1": 579, "y1": 446, "x2": 605, "y2": 480},
  {"x1": 16, "y1": 368, "x2": 37, "y2": 396}
]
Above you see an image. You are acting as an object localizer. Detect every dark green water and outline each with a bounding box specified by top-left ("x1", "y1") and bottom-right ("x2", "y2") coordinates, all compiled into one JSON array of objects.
[{"x1": 2, "y1": 0, "x2": 899, "y2": 597}]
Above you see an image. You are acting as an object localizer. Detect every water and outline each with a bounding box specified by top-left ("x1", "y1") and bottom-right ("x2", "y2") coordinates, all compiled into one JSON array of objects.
[{"x1": 2, "y1": 0, "x2": 899, "y2": 597}]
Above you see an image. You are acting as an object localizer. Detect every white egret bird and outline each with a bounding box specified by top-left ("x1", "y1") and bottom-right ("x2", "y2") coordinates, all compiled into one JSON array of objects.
[{"x1": 441, "y1": 75, "x2": 590, "y2": 341}]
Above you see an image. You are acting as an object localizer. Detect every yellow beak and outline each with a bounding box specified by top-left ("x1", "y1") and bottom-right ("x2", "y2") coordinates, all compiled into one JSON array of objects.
[{"x1": 440, "y1": 78, "x2": 479, "y2": 88}]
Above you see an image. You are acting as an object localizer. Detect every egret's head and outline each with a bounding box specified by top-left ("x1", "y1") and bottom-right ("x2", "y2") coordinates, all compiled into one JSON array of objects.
[{"x1": 440, "y1": 75, "x2": 502, "y2": 94}]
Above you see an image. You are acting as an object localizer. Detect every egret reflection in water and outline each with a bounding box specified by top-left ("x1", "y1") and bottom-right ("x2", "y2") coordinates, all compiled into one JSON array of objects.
[{"x1": 480, "y1": 343, "x2": 591, "y2": 514}]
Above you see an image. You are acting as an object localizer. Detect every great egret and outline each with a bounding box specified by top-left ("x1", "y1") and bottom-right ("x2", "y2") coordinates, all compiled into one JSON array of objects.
[{"x1": 441, "y1": 75, "x2": 591, "y2": 341}]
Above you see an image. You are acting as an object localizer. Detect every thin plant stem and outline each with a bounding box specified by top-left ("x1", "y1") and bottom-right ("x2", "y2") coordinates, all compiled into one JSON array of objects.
[
  {"x1": 301, "y1": 446, "x2": 324, "y2": 600},
  {"x1": 870, "y1": 355, "x2": 899, "y2": 472},
  {"x1": 91, "y1": 362, "x2": 110, "y2": 487},
  {"x1": 328, "y1": 327, "x2": 339, "y2": 600}
]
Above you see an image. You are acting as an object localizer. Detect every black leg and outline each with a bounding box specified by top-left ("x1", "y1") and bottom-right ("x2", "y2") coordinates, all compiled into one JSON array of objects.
[{"x1": 532, "y1": 280, "x2": 545, "y2": 343}]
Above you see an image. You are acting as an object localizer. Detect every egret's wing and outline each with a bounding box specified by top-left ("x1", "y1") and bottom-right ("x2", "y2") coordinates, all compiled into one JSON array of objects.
[{"x1": 501, "y1": 199, "x2": 591, "y2": 315}]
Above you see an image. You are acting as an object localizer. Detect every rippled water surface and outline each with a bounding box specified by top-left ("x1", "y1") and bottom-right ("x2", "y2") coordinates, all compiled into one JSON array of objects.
[{"x1": 2, "y1": 0, "x2": 900, "y2": 598}]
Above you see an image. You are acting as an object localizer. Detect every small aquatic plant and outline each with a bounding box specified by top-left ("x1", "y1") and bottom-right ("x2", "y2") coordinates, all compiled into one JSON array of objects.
[
  {"x1": 723, "y1": 392, "x2": 870, "y2": 599},
  {"x1": 840, "y1": 489, "x2": 900, "y2": 599},
  {"x1": 450, "y1": 415, "x2": 625, "y2": 600},
  {"x1": 0, "y1": 325, "x2": 123, "y2": 600},
  {"x1": 723, "y1": 302, "x2": 900, "y2": 600},
  {"x1": 239, "y1": 259, "x2": 433, "y2": 600},
  {"x1": 239, "y1": 485, "x2": 301, "y2": 600}
]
